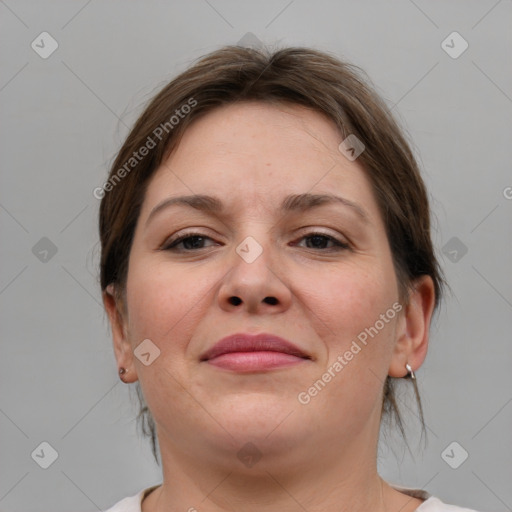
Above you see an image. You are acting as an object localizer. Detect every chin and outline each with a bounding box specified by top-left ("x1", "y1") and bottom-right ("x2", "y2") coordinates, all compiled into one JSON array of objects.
[{"x1": 217, "y1": 401, "x2": 311, "y2": 445}]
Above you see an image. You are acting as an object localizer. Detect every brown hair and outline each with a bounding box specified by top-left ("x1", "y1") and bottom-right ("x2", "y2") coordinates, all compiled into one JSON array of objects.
[{"x1": 99, "y1": 45, "x2": 446, "y2": 465}]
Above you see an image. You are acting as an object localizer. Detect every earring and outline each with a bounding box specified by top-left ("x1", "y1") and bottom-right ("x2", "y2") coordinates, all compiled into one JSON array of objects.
[
  {"x1": 405, "y1": 363, "x2": 415, "y2": 380},
  {"x1": 119, "y1": 367, "x2": 127, "y2": 379}
]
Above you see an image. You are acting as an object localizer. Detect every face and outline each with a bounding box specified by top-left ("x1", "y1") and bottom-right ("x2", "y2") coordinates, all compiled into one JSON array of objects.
[{"x1": 107, "y1": 101, "x2": 432, "y2": 470}]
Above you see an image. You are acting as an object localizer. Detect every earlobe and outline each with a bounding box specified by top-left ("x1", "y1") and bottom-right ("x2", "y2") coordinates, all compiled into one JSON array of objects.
[
  {"x1": 388, "y1": 275, "x2": 436, "y2": 378},
  {"x1": 102, "y1": 284, "x2": 138, "y2": 383}
]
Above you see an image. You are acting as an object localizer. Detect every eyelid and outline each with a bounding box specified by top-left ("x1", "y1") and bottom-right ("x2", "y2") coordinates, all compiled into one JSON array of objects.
[
  {"x1": 161, "y1": 229, "x2": 351, "y2": 253},
  {"x1": 292, "y1": 230, "x2": 351, "y2": 250},
  {"x1": 293, "y1": 226, "x2": 351, "y2": 244},
  {"x1": 160, "y1": 229, "x2": 220, "y2": 250}
]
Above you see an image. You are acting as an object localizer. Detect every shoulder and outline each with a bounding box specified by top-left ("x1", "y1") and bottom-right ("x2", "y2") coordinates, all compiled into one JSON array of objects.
[
  {"x1": 389, "y1": 483, "x2": 481, "y2": 512},
  {"x1": 418, "y1": 496, "x2": 482, "y2": 512},
  {"x1": 102, "y1": 485, "x2": 159, "y2": 512},
  {"x1": 102, "y1": 492, "x2": 142, "y2": 512}
]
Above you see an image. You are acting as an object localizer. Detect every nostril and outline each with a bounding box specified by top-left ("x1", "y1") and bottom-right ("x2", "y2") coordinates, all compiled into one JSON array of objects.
[
  {"x1": 229, "y1": 296, "x2": 242, "y2": 306},
  {"x1": 264, "y1": 297, "x2": 278, "y2": 305}
]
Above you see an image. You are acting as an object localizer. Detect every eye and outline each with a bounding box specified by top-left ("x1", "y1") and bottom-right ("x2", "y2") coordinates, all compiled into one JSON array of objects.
[
  {"x1": 161, "y1": 231, "x2": 349, "y2": 252},
  {"x1": 294, "y1": 232, "x2": 350, "y2": 251},
  {"x1": 162, "y1": 233, "x2": 219, "y2": 252}
]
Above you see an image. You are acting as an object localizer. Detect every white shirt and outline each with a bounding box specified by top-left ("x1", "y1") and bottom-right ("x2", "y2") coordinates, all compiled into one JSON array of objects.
[{"x1": 102, "y1": 483, "x2": 481, "y2": 512}]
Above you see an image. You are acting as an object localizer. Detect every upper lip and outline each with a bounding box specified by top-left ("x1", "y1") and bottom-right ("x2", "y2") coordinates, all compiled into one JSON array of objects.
[{"x1": 200, "y1": 333, "x2": 311, "y2": 361}]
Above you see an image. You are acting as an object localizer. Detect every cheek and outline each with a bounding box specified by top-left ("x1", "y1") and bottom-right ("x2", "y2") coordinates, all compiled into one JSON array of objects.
[
  {"x1": 296, "y1": 265, "x2": 398, "y2": 422},
  {"x1": 299, "y1": 261, "x2": 398, "y2": 386},
  {"x1": 301, "y1": 262, "x2": 396, "y2": 337},
  {"x1": 124, "y1": 260, "x2": 218, "y2": 350}
]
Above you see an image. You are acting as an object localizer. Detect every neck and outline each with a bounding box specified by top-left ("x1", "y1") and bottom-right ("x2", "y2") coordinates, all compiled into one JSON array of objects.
[{"x1": 141, "y1": 422, "x2": 421, "y2": 512}]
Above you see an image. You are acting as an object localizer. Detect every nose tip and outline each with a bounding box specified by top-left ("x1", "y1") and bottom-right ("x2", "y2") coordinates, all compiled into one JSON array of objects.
[{"x1": 218, "y1": 244, "x2": 292, "y2": 314}]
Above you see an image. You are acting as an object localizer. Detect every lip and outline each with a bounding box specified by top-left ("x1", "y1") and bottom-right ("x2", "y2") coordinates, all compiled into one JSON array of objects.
[{"x1": 200, "y1": 333, "x2": 311, "y2": 372}]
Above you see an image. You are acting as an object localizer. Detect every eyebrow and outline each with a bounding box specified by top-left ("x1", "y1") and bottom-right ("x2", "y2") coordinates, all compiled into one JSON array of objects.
[{"x1": 145, "y1": 192, "x2": 369, "y2": 227}]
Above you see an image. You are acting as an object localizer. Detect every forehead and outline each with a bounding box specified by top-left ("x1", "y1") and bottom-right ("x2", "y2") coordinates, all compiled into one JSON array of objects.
[
  {"x1": 168, "y1": 101, "x2": 343, "y2": 169},
  {"x1": 141, "y1": 101, "x2": 379, "y2": 220}
]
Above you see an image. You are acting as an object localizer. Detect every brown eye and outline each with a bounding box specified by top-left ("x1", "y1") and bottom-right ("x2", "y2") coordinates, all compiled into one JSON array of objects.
[
  {"x1": 163, "y1": 233, "x2": 218, "y2": 252},
  {"x1": 295, "y1": 233, "x2": 350, "y2": 251}
]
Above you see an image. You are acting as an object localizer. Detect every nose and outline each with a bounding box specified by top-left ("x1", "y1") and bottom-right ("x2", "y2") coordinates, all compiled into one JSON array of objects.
[{"x1": 217, "y1": 238, "x2": 292, "y2": 315}]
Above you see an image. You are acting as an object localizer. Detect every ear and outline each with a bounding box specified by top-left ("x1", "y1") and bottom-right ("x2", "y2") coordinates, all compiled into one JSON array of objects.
[
  {"x1": 103, "y1": 284, "x2": 138, "y2": 383},
  {"x1": 388, "y1": 275, "x2": 436, "y2": 378}
]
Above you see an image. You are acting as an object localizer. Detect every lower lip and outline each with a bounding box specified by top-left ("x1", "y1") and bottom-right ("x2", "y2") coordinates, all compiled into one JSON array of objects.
[{"x1": 206, "y1": 351, "x2": 308, "y2": 372}]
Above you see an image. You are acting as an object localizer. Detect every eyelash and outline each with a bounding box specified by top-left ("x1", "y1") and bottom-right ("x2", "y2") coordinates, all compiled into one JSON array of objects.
[{"x1": 162, "y1": 231, "x2": 350, "y2": 252}]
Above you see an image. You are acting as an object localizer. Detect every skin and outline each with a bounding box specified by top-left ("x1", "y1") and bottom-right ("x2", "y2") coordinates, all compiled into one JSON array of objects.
[{"x1": 103, "y1": 101, "x2": 435, "y2": 512}]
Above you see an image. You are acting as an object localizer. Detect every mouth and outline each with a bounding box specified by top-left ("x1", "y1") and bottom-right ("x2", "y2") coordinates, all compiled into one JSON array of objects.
[{"x1": 200, "y1": 333, "x2": 312, "y2": 372}]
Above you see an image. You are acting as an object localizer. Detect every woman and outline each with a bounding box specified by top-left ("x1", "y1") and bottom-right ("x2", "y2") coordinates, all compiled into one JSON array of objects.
[{"x1": 99, "y1": 45, "x2": 478, "y2": 512}]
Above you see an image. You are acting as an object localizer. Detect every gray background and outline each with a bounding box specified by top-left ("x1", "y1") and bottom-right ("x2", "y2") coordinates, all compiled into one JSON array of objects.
[{"x1": 1, "y1": 1, "x2": 511, "y2": 511}]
